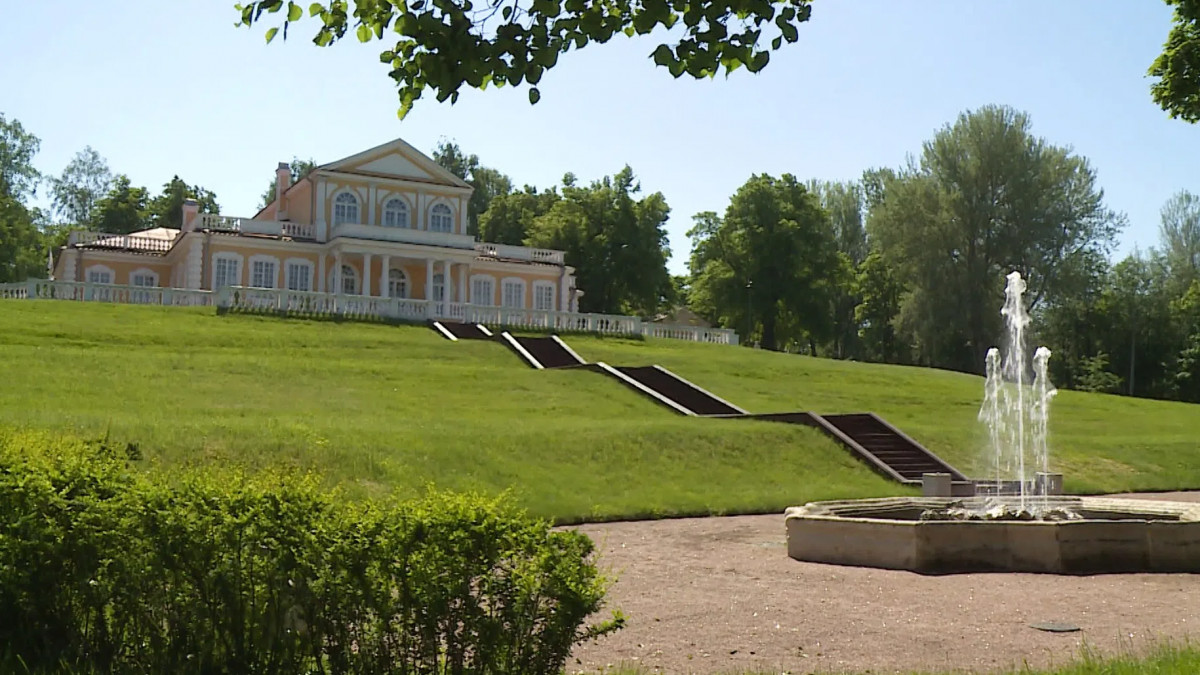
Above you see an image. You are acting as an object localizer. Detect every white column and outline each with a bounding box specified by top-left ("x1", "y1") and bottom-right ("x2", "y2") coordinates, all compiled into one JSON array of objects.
[
  {"x1": 367, "y1": 184, "x2": 377, "y2": 225},
  {"x1": 317, "y1": 253, "x2": 326, "y2": 292},
  {"x1": 425, "y1": 258, "x2": 433, "y2": 300},
  {"x1": 315, "y1": 179, "x2": 327, "y2": 241},
  {"x1": 458, "y1": 264, "x2": 468, "y2": 303},
  {"x1": 380, "y1": 254, "x2": 390, "y2": 298},
  {"x1": 559, "y1": 274, "x2": 569, "y2": 312},
  {"x1": 335, "y1": 252, "x2": 343, "y2": 295},
  {"x1": 362, "y1": 253, "x2": 373, "y2": 296},
  {"x1": 443, "y1": 260, "x2": 453, "y2": 306},
  {"x1": 417, "y1": 192, "x2": 427, "y2": 230}
]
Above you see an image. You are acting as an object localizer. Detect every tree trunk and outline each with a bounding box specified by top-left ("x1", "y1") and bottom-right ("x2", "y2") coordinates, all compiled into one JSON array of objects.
[{"x1": 762, "y1": 311, "x2": 778, "y2": 351}]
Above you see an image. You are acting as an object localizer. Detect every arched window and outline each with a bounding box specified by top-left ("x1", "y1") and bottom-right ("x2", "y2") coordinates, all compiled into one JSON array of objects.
[
  {"x1": 429, "y1": 203, "x2": 453, "y2": 233},
  {"x1": 383, "y1": 198, "x2": 409, "y2": 228},
  {"x1": 387, "y1": 268, "x2": 408, "y2": 298},
  {"x1": 333, "y1": 191, "x2": 359, "y2": 225}
]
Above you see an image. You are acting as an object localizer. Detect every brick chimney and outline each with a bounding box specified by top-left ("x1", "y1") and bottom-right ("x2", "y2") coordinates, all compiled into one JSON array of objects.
[
  {"x1": 275, "y1": 162, "x2": 291, "y2": 219},
  {"x1": 181, "y1": 199, "x2": 200, "y2": 232}
]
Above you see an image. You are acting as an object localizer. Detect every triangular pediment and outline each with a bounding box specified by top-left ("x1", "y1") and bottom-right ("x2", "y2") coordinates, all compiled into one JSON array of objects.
[{"x1": 319, "y1": 137, "x2": 471, "y2": 189}]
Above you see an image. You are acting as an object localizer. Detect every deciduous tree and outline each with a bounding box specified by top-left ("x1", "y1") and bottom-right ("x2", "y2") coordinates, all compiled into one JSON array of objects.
[
  {"x1": 477, "y1": 186, "x2": 559, "y2": 245},
  {"x1": 688, "y1": 174, "x2": 841, "y2": 350},
  {"x1": 50, "y1": 146, "x2": 112, "y2": 228},
  {"x1": 866, "y1": 105, "x2": 1124, "y2": 373},
  {"x1": 434, "y1": 140, "x2": 513, "y2": 236},
  {"x1": 148, "y1": 176, "x2": 220, "y2": 230},
  {"x1": 0, "y1": 114, "x2": 45, "y2": 282},
  {"x1": 1159, "y1": 189, "x2": 1200, "y2": 290},
  {"x1": 234, "y1": 0, "x2": 812, "y2": 118},
  {"x1": 1149, "y1": 0, "x2": 1200, "y2": 122},
  {"x1": 525, "y1": 167, "x2": 671, "y2": 315},
  {"x1": 92, "y1": 176, "x2": 151, "y2": 235}
]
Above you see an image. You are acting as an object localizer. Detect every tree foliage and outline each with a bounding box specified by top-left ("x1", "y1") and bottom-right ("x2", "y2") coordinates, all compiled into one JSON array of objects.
[
  {"x1": 525, "y1": 167, "x2": 671, "y2": 315},
  {"x1": 0, "y1": 114, "x2": 45, "y2": 282},
  {"x1": 148, "y1": 176, "x2": 220, "y2": 230},
  {"x1": 260, "y1": 157, "x2": 316, "y2": 209},
  {"x1": 866, "y1": 105, "x2": 1123, "y2": 372},
  {"x1": 478, "y1": 186, "x2": 559, "y2": 245},
  {"x1": 687, "y1": 174, "x2": 840, "y2": 350},
  {"x1": 1159, "y1": 189, "x2": 1200, "y2": 289},
  {"x1": 234, "y1": 0, "x2": 812, "y2": 117},
  {"x1": 433, "y1": 140, "x2": 512, "y2": 236},
  {"x1": 92, "y1": 175, "x2": 151, "y2": 235},
  {"x1": 50, "y1": 146, "x2": 113, "y2": 229},
  {"x1": 1149, "y1": 0, "x2": 1200, "y2": 123}
]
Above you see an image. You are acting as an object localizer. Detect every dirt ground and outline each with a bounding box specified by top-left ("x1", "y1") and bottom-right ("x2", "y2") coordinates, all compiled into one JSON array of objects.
[{"x1": 566, "y1": 492, "x2": 1200, "y2": 675}]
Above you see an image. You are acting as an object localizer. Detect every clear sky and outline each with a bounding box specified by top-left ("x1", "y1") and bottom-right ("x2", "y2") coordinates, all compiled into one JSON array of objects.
[{"x1": 3, "y1": 1, "x2": 1197, "y2": 274}]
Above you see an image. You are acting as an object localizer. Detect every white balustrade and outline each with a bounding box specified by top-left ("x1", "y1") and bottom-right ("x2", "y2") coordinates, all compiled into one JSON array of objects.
[
  {"x1": 473, "y1": 243, "x2": 565, "y2": 265},
  {"x1": 67, "y1": 230, "x2": 176, "y2": 252},
  {"x1": 2, "y1": 281, "x2": 739, "y2": 344},
  {"x1": 197, "y1": 214, "x2": 315, "y2": 240},
  {"x1": 642, "y1": 323, "x2": 740, "y2": 345}
]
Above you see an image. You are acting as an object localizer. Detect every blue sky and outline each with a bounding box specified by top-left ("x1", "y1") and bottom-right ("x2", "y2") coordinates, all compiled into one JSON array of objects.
[{"x1": 3, "y1": 1, "x2": 1196, "y2": 274}]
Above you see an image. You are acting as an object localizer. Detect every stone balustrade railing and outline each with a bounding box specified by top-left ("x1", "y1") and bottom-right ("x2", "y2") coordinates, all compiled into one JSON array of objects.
[
  {"x1": 67, "y1": 230, "x2": 178, "y2": 252},
  {"x1": 474, "y1": 243, "x2": 565, "y2": 265},
  {"x1": 0, "y1": 280, "x2": 213, "y2": 306},
  {"x1": 1, "y1": 281, "x2": 739, "y2": 345},
  {"x1": 197, "y1": 213, "x2": 316, "y2": 240}
]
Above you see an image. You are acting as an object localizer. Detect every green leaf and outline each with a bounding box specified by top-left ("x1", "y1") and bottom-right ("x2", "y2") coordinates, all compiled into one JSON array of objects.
[
  {"x1": 528, "y1": 87, "x2": 541, "y2": 104},
  {"x1": 287, "y1": 1, "x2": 302, "y2": 22},
  {"x1": 309, "y1": 2, "x2": 323, "y2": 16},
  {"x1": 265, "y1": 27, "x2": 279, "y2": 43},
  {"x1": 356, "y1": 24, "x2": 371, "y2": 42},
  {"x1": 652, "y1": 44, "x2": 673, "y2": 68},
  {"x1": 502, "y1": 5, "x2": 512, "y2": 19},
  {"x1": 746, "y1": 50, "x2": 769, "y2": 73},
  {"x1": 771, "y1": 35, "x2": 782, "y2": 50}
]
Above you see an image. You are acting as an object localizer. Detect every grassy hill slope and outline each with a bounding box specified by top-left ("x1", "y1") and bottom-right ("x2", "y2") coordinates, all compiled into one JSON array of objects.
[{"x1": 3, "y1": 301, "x2": 1199, "y2": 522}]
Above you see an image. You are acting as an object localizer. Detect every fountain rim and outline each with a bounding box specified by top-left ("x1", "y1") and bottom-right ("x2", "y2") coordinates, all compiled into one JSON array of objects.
[{"x1": 785, "y1": 496, "x2": 1200, "y2": 524}]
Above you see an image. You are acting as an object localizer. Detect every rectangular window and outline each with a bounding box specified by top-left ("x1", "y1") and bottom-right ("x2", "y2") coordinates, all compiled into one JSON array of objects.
[
  {"x1": 471, "y1": 278, "x2": 494, "y2": 306},
  {"x1": 251, "y1": 260, "x2": 277, "y2": 288},
  {"x1": 214, "y1": 258, "x2": 239, "y2": 288},
  {"x1": 88, "y1": 271, "x2": 112, "y2": 284},
  {"x1": 534, "y1": 284, "x2": 555, "y2": 311},
  {"x1": 286, "y1": 263, "x2": 311, "y2": 291},
  {"x1": 502, "y1": 281, "x2": 524, "y2": 309},
  {"x1": 131, "y1": 274, "x2": 156, "y2": 287}
]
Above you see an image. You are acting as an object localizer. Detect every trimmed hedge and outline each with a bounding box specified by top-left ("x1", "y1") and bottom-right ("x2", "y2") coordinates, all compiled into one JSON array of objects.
[{"x1": 0, "y1": 430, "x2": 623, "y2": 674}]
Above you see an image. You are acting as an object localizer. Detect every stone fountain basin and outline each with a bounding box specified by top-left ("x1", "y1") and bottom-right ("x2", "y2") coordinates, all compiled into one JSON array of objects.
[{"x1": 785, "y1": 497, "x2": 1200, "y2": 574}]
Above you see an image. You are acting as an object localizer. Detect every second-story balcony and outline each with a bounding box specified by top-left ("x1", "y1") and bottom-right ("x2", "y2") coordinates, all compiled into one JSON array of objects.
[
  {"x1": 198, "y1": 214, "x2": 316, "y2": 240},
  {"x1": 330, "y1": 222, "x2": 477, "y2": 250}
]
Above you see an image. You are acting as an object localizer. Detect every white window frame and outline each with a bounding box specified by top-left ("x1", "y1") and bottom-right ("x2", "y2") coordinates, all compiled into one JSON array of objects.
[
  {"x1": 284, "y1": 258, "x2": 314, "y2": 292},
  {"x1": 387, "y1": 267, "x2": 409, "y2": 298},
  {"x1": 129, "y1": 268, "x2": 159, "y2": 288},
  {"x1": 248, "y1": 254, "x2": 280, "y2": 289},
  {"x1": 470, "y1": 274, "x2": 496, "y2": 306},
  {"x1": 429, "y1": 202, "x2": 454, "y2": 233},
  {"x1": 532, "y1": 280, "x2": 556, "y2": 312},
  {"x1": 500, "y1": 277, "x2": 526, "y2": 309},
  {"x1": 382, "y1": 196, "x2": 410, "y2": 228},
  {"x1": 212, "y1": 253, "x2": 244, "y2": 290},
  {"x1": 85, "y1": 264, "x2": 114, "y2": 285},
  {"x1": 333, "y1": 190, "x2": 360, "y2": 226}
]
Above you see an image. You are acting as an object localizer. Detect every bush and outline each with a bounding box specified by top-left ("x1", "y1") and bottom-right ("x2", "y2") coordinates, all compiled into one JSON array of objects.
[{"x1": 0, "y1": 429, "x2": 623, "y2": 674}]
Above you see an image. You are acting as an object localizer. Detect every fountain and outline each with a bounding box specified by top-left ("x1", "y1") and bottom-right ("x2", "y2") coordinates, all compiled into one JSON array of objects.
[{"x1": 784, "y1": 271, "x2": 1200, "y2": 574}]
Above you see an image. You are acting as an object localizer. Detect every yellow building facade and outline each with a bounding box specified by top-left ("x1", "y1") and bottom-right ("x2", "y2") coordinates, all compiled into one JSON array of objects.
[{"x1": 52, "y1": 138, "x2": 582, "y2": 314}]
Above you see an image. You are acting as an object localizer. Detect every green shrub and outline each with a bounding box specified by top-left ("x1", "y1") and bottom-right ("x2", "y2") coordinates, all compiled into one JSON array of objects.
[{"x1": 0, "y1": 429, "x2": 623, "y2": 674}]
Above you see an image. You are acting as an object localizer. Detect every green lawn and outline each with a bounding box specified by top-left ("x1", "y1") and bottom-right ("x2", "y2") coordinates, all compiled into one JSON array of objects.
[{"x1": 3, "y1": 300, "x2": 1199, "y2": 522}]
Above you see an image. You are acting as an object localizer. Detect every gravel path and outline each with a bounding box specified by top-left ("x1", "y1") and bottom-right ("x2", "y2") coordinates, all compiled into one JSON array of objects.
[{"x1": 566, "y1": 492, "x2": 1200, "y2": 675}]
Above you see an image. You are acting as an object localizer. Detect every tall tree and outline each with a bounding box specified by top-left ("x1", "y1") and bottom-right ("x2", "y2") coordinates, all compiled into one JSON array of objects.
[
  {"x1": 92, "y1": 175, "x2": 151, "y2": 235},
  {"x1": 1159, "y1": 189, "x2": 1200, "y2": 290},
  {"x1": 525, "y1": 167, "x2": 671, "y2": 315},
  {"x1": 867, "y1": 105, "x2": 1124, "y2": 373},
  {"x1": 688, "y1": 174, "x2": 841, "y2": 350},
  {"x1": 235, "y1": 0, "x2": 812, "y2": 118},
  {"x1": 0, "y1": 114, "x2": 44, "y2": 282},
  {"x1": 148, "y1": 176, "x2": 220, "y2": 230},
  {"x1": 433, "y1": 140, "x2": 512, "y2": 236},
  {"x1": 49, "y1": 146, "x2": 112, "y2": 229},
  {"x1": 477, "y1": 186, "x2": 560, "y2": 245},
  {"x1": 1149, "y1": 0, "x2": 1200, "y2": 122},
  {"x1": 259, "y1": 157, "x2": 315, "y2": 209},
  {"x1": 808, "y1": 180, "x2": 868, "y2": 358}
]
